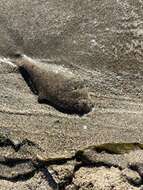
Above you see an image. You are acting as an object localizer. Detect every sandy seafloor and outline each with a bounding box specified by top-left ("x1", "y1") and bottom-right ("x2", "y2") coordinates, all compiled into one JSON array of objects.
[{"x1": 0, "y1": 0, "x2": 143, "y2": 189}]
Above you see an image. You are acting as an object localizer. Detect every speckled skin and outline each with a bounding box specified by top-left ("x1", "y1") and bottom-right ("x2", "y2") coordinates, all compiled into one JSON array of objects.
[{"x1": 13, "y1": 54, "x2": 93, "y2": 115}]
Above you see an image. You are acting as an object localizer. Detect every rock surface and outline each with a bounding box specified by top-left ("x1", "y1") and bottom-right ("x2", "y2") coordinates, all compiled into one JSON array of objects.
[{"x1": 0, "y1": 0, "x2": 143, "y2": 189}]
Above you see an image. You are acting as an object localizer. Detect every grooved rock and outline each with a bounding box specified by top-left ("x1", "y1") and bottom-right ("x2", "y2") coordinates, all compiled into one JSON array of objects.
[{"x1": 72, "y1": 167, "x2": 139, "y2": 190}]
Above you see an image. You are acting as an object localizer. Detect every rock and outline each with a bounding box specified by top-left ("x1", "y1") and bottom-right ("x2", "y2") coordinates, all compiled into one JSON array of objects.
[
  {"x1": 48, "y1": 161, "x2": 75, "y2": 188},
  {"x1": 0, "y1": 172, "x2": 53, "y2": 190},
  {"x1": 0, "y1": 161, "x2": 36, "y2": 181},
  {"x1": 76, "y1": 148, "x2": 127, "y2": 169},
  {"x1": 129, "y1": 163, "x2": 143, "y2": 178},
  {"x1": 122, "y1": 168, "x2": 142, "y2": 186},
  {"x1": 92, "y1": 143, "x2": 143, "y2": 154},
  {"x1": 73, "y1": 167, "x2": 139, "y2": 190},
  {"x1": 76, "y1": 143, "x2": 143, "y2": 169},
  {"x1": 0, "y1": 58, "x2": 17, "y2": 74}
]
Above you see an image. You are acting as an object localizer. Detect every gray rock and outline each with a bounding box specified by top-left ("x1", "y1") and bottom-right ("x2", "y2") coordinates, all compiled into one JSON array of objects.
[
  {"x1": 73, "y1": 167, "x2": 139, "y2": 190},
  {"x1": 122, "y1": 168, "x2": 142, "y2": 186},
  {"x1": 48, "y1": 161, "x2": 75, "y2": 188},
  {"x1": 0, "y1": 172, "x2": 52, "y2": 190}
]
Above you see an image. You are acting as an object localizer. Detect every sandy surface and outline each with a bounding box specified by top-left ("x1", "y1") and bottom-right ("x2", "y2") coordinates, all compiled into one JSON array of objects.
[{"x1": 0, "y1": 0, "x2": 143, "y2": 189}]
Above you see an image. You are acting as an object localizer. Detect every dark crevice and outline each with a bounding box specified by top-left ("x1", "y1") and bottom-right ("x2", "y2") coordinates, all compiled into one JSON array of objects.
[
  {"x1": 38, "y1": 165, "x2": 58, "y2": 190},
  {"x1": 0, "y1": 169, "x2": 36, "y2": 182},
  {"x1": 0, "y1": 157, "x2": 37, "y2": 182},
  {"x1": 124, "y1": 176, "x2": 143, "y2": 188},
  {"x1": 37, "y1": 156, "x2": 75, "y2": 166},
  {"x1": 13, "y1": 138, "x2": 43, "y2": 152},
  {"x1": 75, "y1": 150, "x2": 122, "y2": 170},
  {"x1": 129, "y1": 163, "x2": 143, "y2": 177},
  {"x1": 0, "y1": 158, "x2": 32, "y2": 167},
  {"x1": 0, "y1": 134, "x2": 42, "y2": 152}
]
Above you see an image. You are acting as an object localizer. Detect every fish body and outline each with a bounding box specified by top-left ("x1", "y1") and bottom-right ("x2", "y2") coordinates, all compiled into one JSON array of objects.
[{"x1": 13, "y1": 54, "x2": 93, "y2": 115}]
